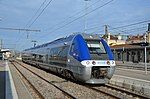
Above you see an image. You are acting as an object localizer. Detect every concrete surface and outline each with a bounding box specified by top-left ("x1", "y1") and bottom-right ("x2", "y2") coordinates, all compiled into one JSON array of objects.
[{"x1": 109, "y1": 67, "x2": 150, "y2": 98}]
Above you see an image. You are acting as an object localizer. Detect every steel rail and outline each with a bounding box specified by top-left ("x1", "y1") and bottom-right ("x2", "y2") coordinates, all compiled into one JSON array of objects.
[
  {"x1": 85, "y1": 85, "x2": 120, "y2": 99},
  {"x1": 10, "y1": 61, "x2": 45, "y2": 99},
  {"x1": 85, "y1": 84, "x2": 149, "y2": 99},
  {"x1": 13, "y1": 60, "x2": 76, "y2": 99},
  {"x1": 106, "y1": 84, "x2": 149, "y2": 99}
]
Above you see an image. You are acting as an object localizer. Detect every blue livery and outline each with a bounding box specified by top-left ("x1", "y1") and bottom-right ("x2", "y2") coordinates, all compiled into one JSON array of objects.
[{"x1": 22, "y1": 33, "x2": 116, "y2": 84}]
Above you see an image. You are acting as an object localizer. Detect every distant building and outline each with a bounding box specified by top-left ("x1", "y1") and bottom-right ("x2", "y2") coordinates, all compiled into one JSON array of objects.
[
  {"x1": 110, "y1": 23, "x2": 150, "y2": 63},
  {"x1": 0, "y1": 49, "x2": 11, "y2": 60},
  {"x1": 126, "y1": 32, "x2": 150, "y2": 44},
  {"x1": 102, "y1": 33, "x2": 126, "y2": 46},
  {"x1": 103, "y1": 32, "x2": 150, "y2": 46},
  {"x1": 126, "y1": 34, "x2": 145, "y2": 44},
  {"x1": 147, "y1": 31, "x2": 150, "y2": 43},
  {"x1": 102, "y1": 23, "x2": 150, "y2": 46},
  {"x1": 111, "y1": 44, "x2": 150, "y2": 63}
]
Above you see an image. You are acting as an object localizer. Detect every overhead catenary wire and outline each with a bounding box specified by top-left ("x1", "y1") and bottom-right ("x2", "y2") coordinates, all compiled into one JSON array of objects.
[
  {"x1": 108, "y1": 25, "x2": 129, "y2": 34},
  {"x1": 28, "y1": 0, "x2": 53, "y2": 28},
  {"x1": 44, "y1": 0, "x2": 102, "y2": 31},
  {"x1": 109, "y1": 20, "x2": 150, "y2": 30},
  {"x1": 16, "y1": 0, "x2": 54, "y2": 50},
  {"x1": 25, "y1": 0, "x2": 47, "y2": 27},
  {"x1": 19, "y1": 0, "x2": 114, "y2": 50},
  {"x1": 15, "y1": 0, "x2": 48, "y2": 44},
  {"x1": 124, "y1": 26, "x2": 147, "y2": 31},
  {"x1": 91, "y1": 20, "x2": 150, "y2": 34},
  {"x1": 108, "y1": 21, "x2": 149, "y2": 34},
  {"x1": 40, "y1": 0, "x2": 114, "y2": 38},
  {"x1": 109, "y1": 26, "x2": 147, "y2": 34}
]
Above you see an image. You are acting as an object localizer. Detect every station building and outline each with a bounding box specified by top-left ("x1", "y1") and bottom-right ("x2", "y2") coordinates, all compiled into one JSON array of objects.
[
  {"x1": 0, "y1": 49, "x2": 11, "y2": 60},
  {"x1": 111, "y1": 44, "x2": 150, "y2": 63},
  {"x1": 109, "y1": 30, "x2": 150, "y2": 63},
  {"x1": 104, "y1": 24, "x2": 150, "y2": 63}
]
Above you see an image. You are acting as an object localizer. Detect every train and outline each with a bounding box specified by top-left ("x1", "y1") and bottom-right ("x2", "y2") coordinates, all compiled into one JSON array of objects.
[{"x1": 22, "y1": 33, "x2": 116, "y2": 84}]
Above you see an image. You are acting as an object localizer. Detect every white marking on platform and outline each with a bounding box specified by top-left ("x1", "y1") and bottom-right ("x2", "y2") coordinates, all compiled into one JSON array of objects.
[
  {"x1": 5, "y1": 61, "x2": 18, "y2": 99},
  {"x1": 113, "y1": 74, "x2": 150, "y2": 83},
  {"x1": 117, "y1": 68, "x2": 150, "y2": 73}
]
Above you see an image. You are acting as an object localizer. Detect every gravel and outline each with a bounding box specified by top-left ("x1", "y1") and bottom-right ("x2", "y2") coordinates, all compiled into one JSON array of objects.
[
  {"x1": 13, "y1": 62, "x2": 68, "y2": 99},
  {"x1": 15, "y1": 61, "x2": 115, "y2": 99}
]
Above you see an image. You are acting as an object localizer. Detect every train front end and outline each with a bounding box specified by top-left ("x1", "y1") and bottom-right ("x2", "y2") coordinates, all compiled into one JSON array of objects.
[{"x1": 68, "y1": 34, "x2": 115, "y2": 84}]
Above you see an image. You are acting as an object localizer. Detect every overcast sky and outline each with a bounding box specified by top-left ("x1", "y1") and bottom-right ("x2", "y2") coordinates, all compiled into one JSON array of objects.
[{"x1": 0, "y1": 0, "x2": 150, "y2": 51}]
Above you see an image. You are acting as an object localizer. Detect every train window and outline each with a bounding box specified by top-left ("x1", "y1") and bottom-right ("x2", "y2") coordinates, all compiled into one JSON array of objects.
[
  {"x1": 50, "y1": 47, "x2": 60, "y2": 56},
  {"x1": 32, "y1": 54, "x2": 37, "y2": 61},
  {"x1": 39, "y1": 55, "x2": 43, "y2": 59},
  {"x1": 34, "y1": 54, "x2": 44, "y2": 62},
  {"x1": 58, "y1": 46, "x2": 69, "y2": 57},
  {"x1": 86, "y1": 40, "x2": 106, "y2": 54},
  {"x1": 49, "y1": 46, "x2": 69, "y2": 58},
  {"x1": 62, "y1": 46, "x2": 69, "y2": 57},
  {"x1": 48, "y1": 46, "x2": 69, "y2": 66},
  {"x1": 70, "y1": 43, "x2": 75, "y2": 53}
]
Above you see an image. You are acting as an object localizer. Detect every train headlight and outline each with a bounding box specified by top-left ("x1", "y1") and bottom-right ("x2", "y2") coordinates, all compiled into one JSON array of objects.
[
  {"x1": 92, "y1": 61, "x2": 96, "y2": 65},
  {"x1": 112, "y1": 61, "x2": 114, "y2": 65},
  {"x1": 107, "y1": 61, "x2": 110, "y2": 65},
  {"x1": 86, "y1": 61, "x2": 90, "y2": 65}
]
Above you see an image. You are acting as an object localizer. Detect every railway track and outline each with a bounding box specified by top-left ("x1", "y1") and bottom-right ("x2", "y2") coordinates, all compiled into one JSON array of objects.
[
  {"x1": 10, "y1": 60, "x2": 76, "y2": 99},
  {"x1": 10, "y1": 61, "x2": 45, "y2": 99},
  {"x1": 84, "y1": 82, "x2": 149, "y2": 99},
  {"x1": 11, "y1": 60, "x2": 149, "y2": 99},
  {"x1": 105, "y1": 84, "x2": 149, "y2": 98}
]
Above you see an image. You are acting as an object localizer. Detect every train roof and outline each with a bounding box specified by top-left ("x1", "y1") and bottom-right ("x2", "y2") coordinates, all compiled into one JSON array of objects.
[
  {"x1": 24, "y1": 33, "x2": 102, "y2": 51},
  {"x1": 24, "y1": 34, "x2": 75, "y2": 51},
  {"x1": 81, "y1": 33, "x2": 101, "y2": 40}
]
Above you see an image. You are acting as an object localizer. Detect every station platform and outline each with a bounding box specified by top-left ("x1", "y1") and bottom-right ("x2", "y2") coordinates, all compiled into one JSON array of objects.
[
  {"x1": 0, "y1": 60, "x2": 32, "y2": 99},
  {"x1": 0, "y1": 61, "x2": 6, "y2": 99},
  {"x1": 0, "y1": 60, "x2": 18, "y2": 99},
  {"x1": 116, "y1": 61, "x2": 150, "y2": 70},
  {"x1": 109, "y1": 62, "x2": 150, "y2": 97}
]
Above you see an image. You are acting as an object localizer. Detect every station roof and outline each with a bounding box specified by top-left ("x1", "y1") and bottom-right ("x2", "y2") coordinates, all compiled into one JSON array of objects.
[
  {"x1": 0, "y1": 49, "x2": 10, "y2": 52},
  {"x1": 110, "y1": 44, "x2": 150, "y2": 50}
]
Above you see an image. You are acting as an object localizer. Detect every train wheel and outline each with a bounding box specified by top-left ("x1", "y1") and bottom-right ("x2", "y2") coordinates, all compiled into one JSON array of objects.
[
  {"x1": 69, "y1": 72, "x2": 77, "y2": 81},
  {"x1": 62, "y1": 69, "x2": 67, "y2": 77},
  {"x1": 62, "y1": 69, "x2": 71, "y2": 79}
]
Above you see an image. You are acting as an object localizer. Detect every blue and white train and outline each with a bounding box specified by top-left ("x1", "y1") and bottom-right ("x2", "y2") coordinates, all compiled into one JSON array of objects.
[{"x1": 22, "y1": 33, "x2": 115, "y2": 84}]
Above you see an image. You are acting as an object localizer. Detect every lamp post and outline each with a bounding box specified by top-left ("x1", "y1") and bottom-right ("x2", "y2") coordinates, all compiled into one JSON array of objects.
[
  {"x1": 84, "y1": 0, "x2": 90, "y2": 33},
  {"x1": 144, "y1": 34, "x2": 147, "y2": 75},
  {"x1": 122, "y1": 47, "x2": 124, "y2": 63},
  {"x1": 0, "y1": 39, "x2": 3, "y2": 49}
]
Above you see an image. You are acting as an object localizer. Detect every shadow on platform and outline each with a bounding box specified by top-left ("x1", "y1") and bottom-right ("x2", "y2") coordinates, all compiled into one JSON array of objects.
[
  {"x1": 0, "y1": 71, "x2": 13, "y2": 99},
  {"x1": 0, "y1": 71, "x2": 6, "y2": 99}
]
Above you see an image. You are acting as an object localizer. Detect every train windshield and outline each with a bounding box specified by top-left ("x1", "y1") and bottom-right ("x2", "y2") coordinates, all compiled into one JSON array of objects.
[{"x1": 86, "y1": 40, "x2": 108, "y2": 60}]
